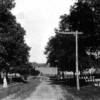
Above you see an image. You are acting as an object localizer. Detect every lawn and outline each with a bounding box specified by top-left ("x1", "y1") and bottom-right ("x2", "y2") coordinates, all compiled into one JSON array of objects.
[
  {"x1": 0, "y1": 76, "x2": 40, "y2": 100},
  {"x1": 50, "y1": 77, "x2": 100, "y2": 100},
  {"x1": 65, "y1": 86, "x2": 100, "y2": 100}
]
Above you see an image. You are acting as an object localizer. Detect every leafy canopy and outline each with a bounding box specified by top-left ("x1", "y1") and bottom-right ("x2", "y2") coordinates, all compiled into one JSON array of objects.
[
  {"x1": 0, "y1": 0, "x2": 30, "y2": 72},
  {"x1": 45, "y1": 1, "x2": 100, "y2": 72}
]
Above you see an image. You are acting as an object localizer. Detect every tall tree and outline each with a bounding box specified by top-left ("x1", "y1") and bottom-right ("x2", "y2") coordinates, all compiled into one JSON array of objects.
[
  {"x1": 0, "y1": 0, "x2": 30, "y2": 72},
  {"x1": 45, "y1": 1, "x2": 100, "y2": 72}
]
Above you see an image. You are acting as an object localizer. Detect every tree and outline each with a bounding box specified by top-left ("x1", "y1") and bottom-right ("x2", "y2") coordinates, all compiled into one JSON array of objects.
[
  {"x1": 78, "y1": 0, "x2": 100, "y2": 34},
  {"x1": 0, "y1": 0, "x2": 30, "y2": 73},
  {"x1": 45, "y1": 1, "x2": 100, "y2": 72}
]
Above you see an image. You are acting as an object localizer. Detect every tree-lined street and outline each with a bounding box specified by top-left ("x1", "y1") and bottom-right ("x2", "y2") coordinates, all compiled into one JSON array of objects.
[
  {"x1": 2, "y1": 75, "x2": 100, "y2": 100},
  {"x1": 0, "y1": 76, "x2": 66, "y2": 100},
  {"x1": 1, "y1": 0, "x2": 100, "y2": 100}
]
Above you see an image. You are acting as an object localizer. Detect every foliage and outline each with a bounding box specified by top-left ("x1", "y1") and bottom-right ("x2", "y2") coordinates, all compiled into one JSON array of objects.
[
  {"x1": 0, "y1": 0, "x2": 15, "y2": 13},
  {"x1": 45, "y1": 1, "x2": 100, "y2": 72},
  {"x1": 0, "y1": 0, "x2": 30, "y2": 72}
]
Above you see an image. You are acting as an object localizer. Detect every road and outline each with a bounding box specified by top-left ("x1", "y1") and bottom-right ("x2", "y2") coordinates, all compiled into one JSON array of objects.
[
  {"x1": 1, "y1": 76, "x2": 66, "y2": 100},
  {"x1": 25, "y1": 79, "x2": 65, "y2": 100},
  {"x1": 2, "y1": 75, "x2": 100, "y2": 100}
]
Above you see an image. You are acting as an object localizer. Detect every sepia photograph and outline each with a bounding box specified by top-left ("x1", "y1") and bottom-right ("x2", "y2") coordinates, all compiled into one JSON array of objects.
[{"x1": 0, "y1": 0, "x2": 100, "y2": 100}]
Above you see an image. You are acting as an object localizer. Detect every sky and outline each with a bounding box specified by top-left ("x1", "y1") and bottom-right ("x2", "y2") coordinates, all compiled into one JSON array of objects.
[{"x1": 12, "y1": 0, "x2": 75, "y2": 63}]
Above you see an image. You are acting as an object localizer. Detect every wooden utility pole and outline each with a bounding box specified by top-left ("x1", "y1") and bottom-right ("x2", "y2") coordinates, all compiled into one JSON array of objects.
[{"x1": 56, "y1": 31, "x2": 82, "y2": 90}]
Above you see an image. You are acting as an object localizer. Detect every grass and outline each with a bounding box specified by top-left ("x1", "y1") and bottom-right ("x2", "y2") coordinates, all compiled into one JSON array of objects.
[
  {"x1": 13, "y1": 77, "x2": 41, "y2": 99},
  {"x1": 50, "y1": 77, "x2": 100, "y2": 100},
  {"x1": 0, "y1": 76, "x2": 40, "y2": 100},
  {"x1": 66, "y1": 86, "x2": 100, "y2": 100}
]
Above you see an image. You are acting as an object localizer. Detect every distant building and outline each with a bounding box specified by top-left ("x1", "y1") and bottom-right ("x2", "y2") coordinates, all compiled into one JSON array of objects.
[{"x1": 35, "y1": 63, "x2": 57, "y2": 76}]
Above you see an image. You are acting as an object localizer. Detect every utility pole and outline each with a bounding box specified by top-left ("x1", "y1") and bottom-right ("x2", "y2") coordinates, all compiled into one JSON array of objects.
[{"x1": 56, "y1": 30, "x2": 82, "y2": 90}]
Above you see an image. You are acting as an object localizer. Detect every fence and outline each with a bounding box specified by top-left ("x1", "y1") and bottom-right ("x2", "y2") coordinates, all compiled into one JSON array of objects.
[
  {"x1": 79, "y1": 74, "x2": 100, "y2": 87},
  {"x1": 57, "y1": 73, "x2": 100, "y2": 87}
]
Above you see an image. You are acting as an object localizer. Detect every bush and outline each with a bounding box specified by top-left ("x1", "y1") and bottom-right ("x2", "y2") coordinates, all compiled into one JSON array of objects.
[
  {"x1": 30, "y1": 69, "x2": 40, "y2": 76},
  {"x1": 12, "y1": 77, "x2": 27, "y2": 83}
]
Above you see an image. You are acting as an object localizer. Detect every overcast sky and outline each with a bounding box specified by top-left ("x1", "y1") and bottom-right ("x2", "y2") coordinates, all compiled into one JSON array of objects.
[{"x1": 12, "y1": 0, "x2": 75, "y2": 63}]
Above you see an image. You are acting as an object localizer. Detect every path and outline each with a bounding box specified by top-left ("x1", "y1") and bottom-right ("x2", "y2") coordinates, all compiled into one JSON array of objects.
[
  {"x1": 25, "y1": 81, "x2": 65, "y2": 100},
  {"x1": 1, "y1": 76, "x2": 67, "y2": 100}
]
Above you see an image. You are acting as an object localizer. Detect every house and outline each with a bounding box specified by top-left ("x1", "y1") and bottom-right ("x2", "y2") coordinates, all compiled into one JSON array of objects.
[{"x1": 35, "y1": 63, "x2": 58, "y2": 76}]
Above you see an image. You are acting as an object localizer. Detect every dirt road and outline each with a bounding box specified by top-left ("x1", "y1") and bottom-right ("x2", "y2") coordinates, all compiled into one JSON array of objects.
[
  {"x1": 2, "y1": 76, "x2": 66, "y2": 100},
  {"x1": 25, "y1": 81, "x2": 65, "y2": 100}
]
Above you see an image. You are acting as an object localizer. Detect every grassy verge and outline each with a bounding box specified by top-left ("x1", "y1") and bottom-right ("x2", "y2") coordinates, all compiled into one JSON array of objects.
[
  {"x1": 50, "y1": 77, "x2": 100, "y2": 100},
  {"x1": 0, "y1": 76, "x2": 40, "y2": 100},
  {"x1": 65, "y1": 86, "x2": 100, "y2": 100},
  {"x1": 13, "y1": 77, "x2": 41, "y2": 99}
]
